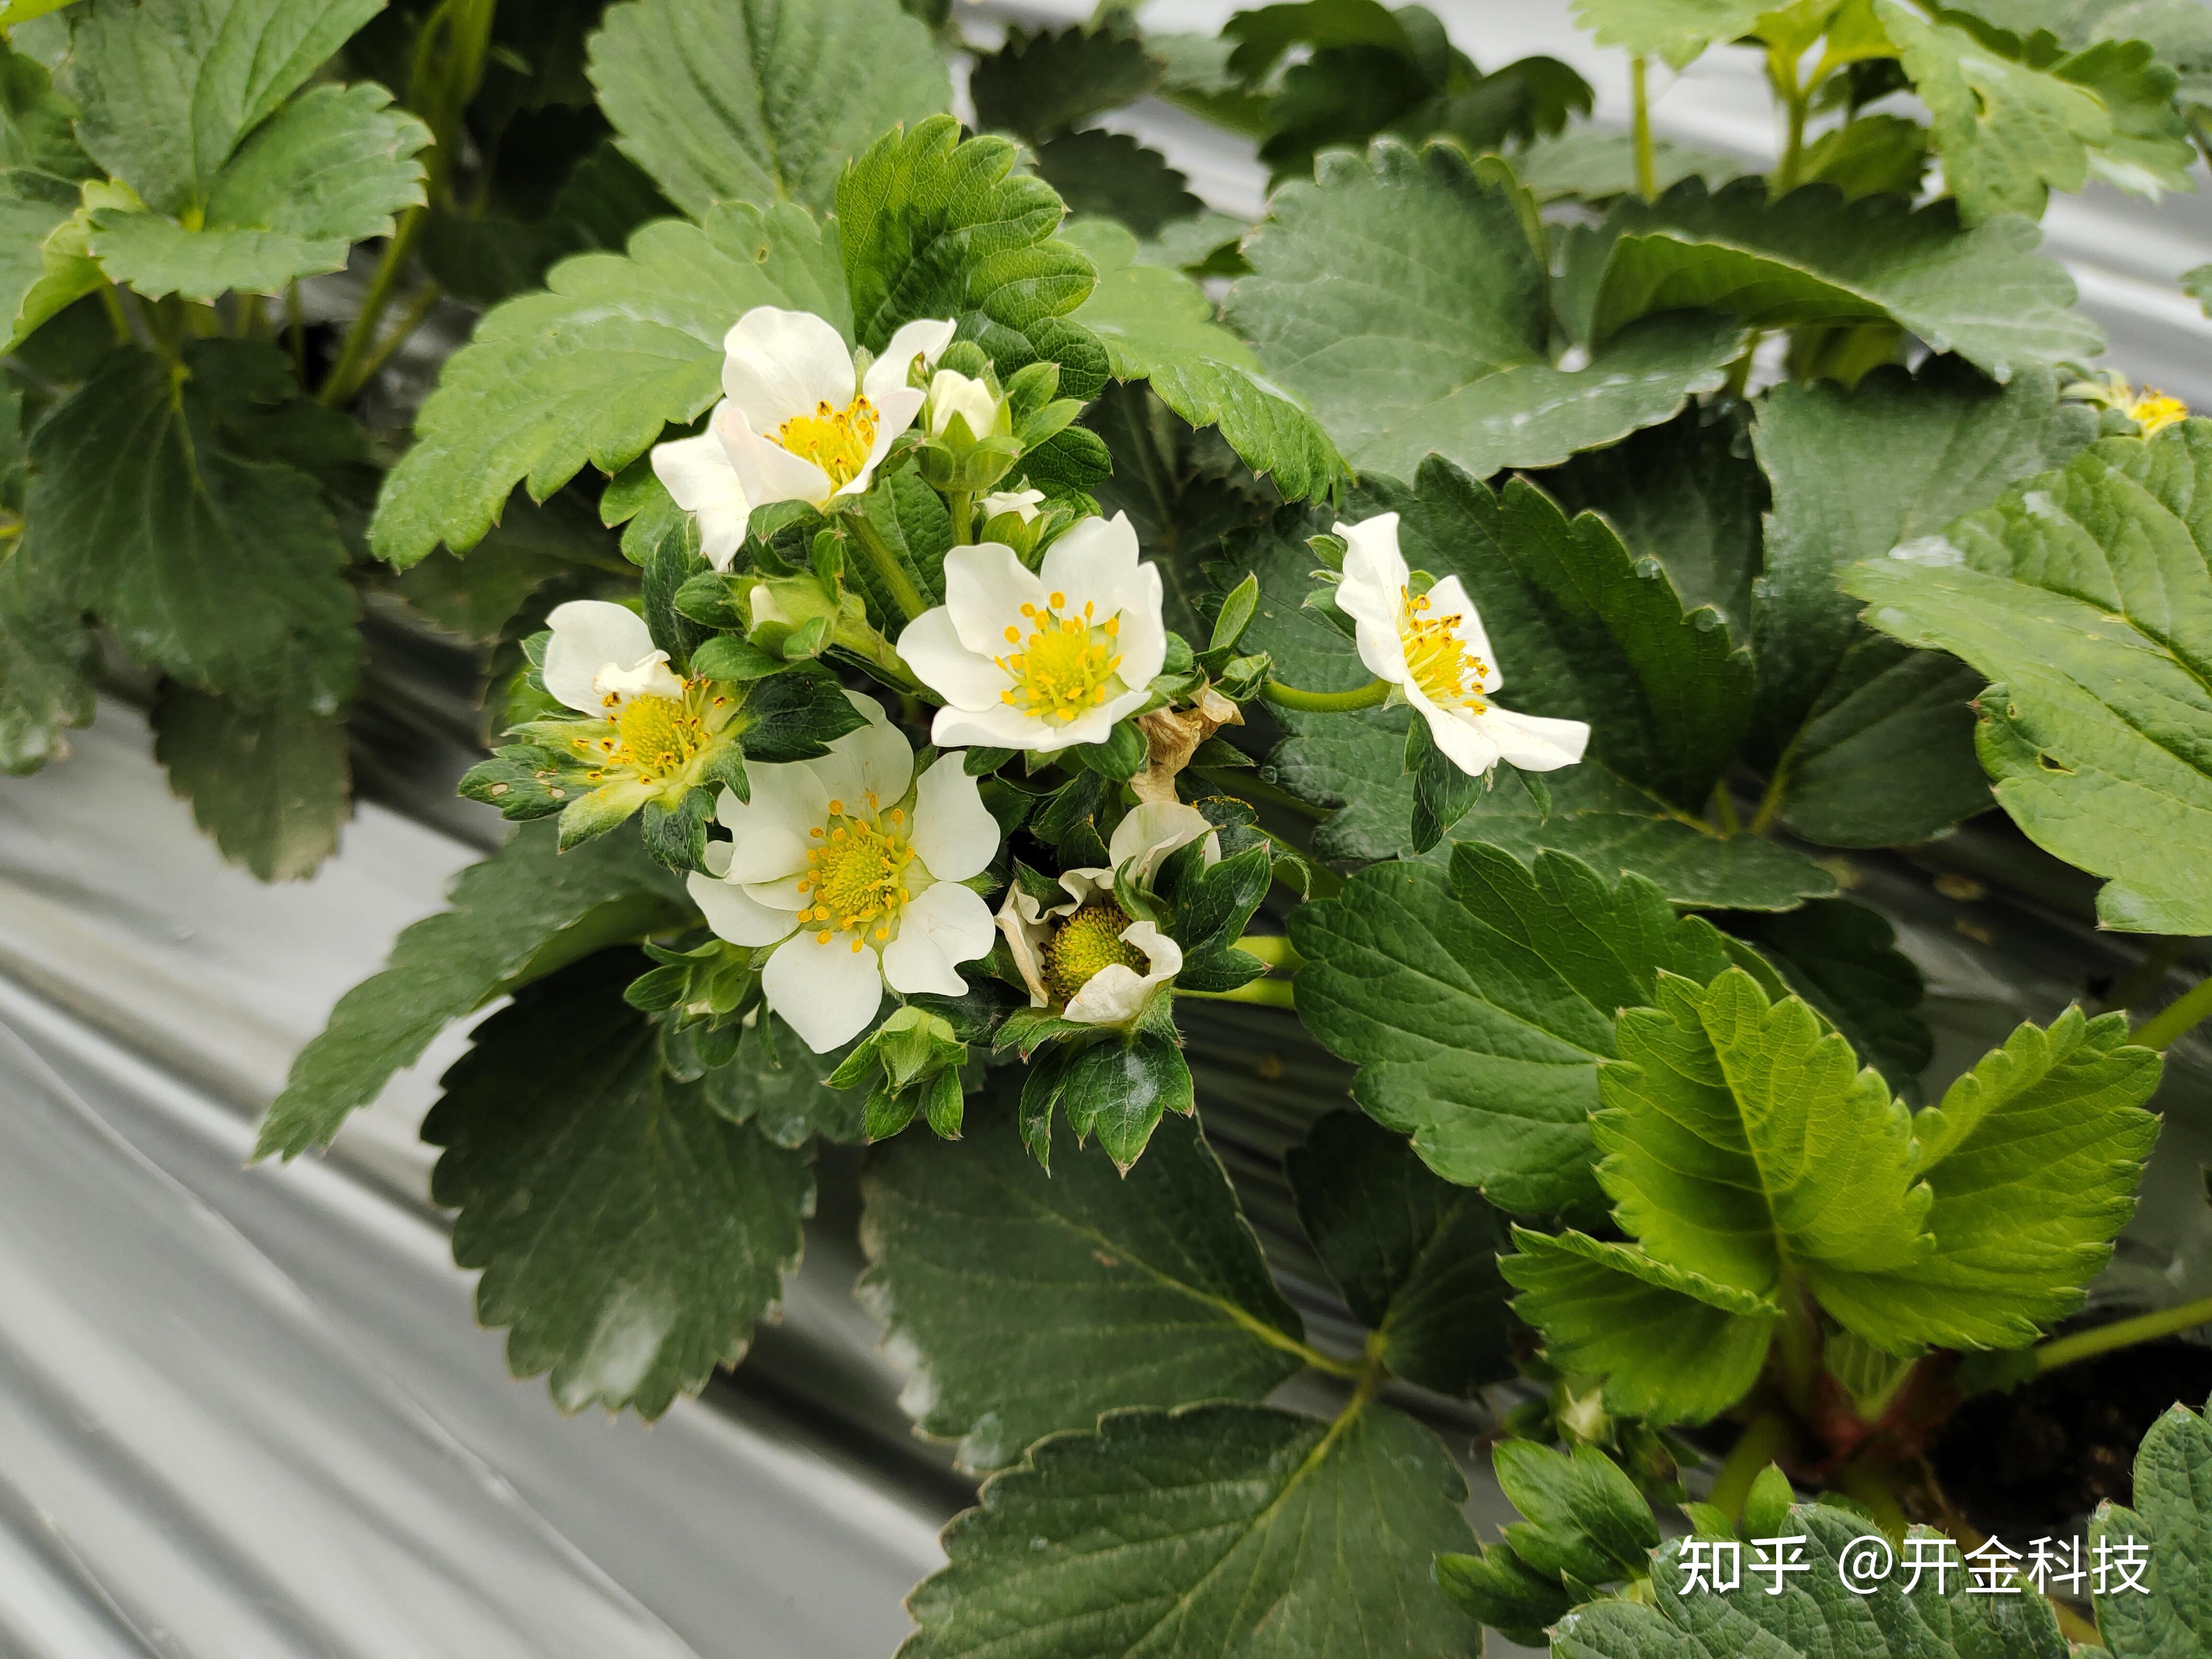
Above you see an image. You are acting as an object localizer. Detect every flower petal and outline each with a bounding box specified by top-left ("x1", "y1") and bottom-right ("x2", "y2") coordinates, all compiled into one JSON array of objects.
[
  {"x1": 1337, "y1": 511, "x2": 1408, "y2": 601},
  {"x1": 763, "y1": 929, "x2": 885, "y2": 1052},
  {"x1": 1061, "y1": 923, "x2": 1178, "y2": 1025},
  {"x1": 897, "y1": 605, "x2": 1010, "y2": 710},
  {"x1": 995, "y1": 888, "x2": 1052, "y2": 1007},
  {"x1": 835, "y1": 385, "x2": 926, "y2": 502},
  {"x1": 721, "y1": 308, "x2": 854, "y2": 430},
  {"x1": 719, "y1": 760, "x2": 828, "y2": 882},
  {"x1": 931, "y1": 701, "x2": 1063, "y2": 751},
  {"x1": 1418, "y1": 691, "x2": 1502, "y2": 777},
  {"x1": 1479, "y1": 706, "x2": 1591, "y2": 772},
  {"x1": 909, "y1": 755, "x2": 999, "y2": 882},
  {"x1": 862, "y1": 318, "x2": 958, "y2": 402},
  {"x1": 543, "y1": 601, "x2": 655, "y2": 712},
  {"x1": 720, "y1": 405, "x2": 835, "y2": 510},
  {"x1": 818, "y1": 691, "x2": 914, "y2": 808},
  {"x1": 882, "y1": 879, "x2": 995, "y2": 996},
  {"x1": 688, "y1": 870, "x2": 798, "y2": 947},
  {"x1": 1106, "y1": 558, "x2": 1167, "y2": 685},
  {"x1": 943, "y1": 540, "x2": 1047, "y2": 656},
  {"x1": 1106, "y1": 799, "x2": 1216, "y2": 878},
  {"x1": 1425, "y1": 574, "x2": 1503, "y2": 692},
  {"x1": 1040, "y1": 511, "x2": 1140, "y2": 617},
  {"x1": 652, "y1": 423, "x2": 752, "y2": 571}
]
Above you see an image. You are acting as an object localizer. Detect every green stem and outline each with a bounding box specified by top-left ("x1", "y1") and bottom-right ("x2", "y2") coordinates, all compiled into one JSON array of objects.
[
  {"x1": 1180, "y1": 977, "x2": 1297, "y2": 1010},
  {"x1": 2105, "y1": 937, "x2": 2193, "y2": 1012},
  {"x1": 352, "y1": 283, "x2": 441, "y2": 387},
  {"x1": 948, "y1": 488, "x2": 974, "y2": 546},
  {"x1": 844, "y1": 510, "x2": 929, "y2": 623},
  {"x1": 1630, "y1": 57, "x2": 1657, "y2": 200},
  {"x1": 97, "y1": 282, "x2": 131, "y2": 345},
  {"x1": 2132, "y1": 975, "x2": 2212, "y2": 1050},
  {"x1": 319, "y1": 207, "x2": 426, "y2": 406},
  {"x1": 1233, "y1": 933, "x2": 1306, "y2": 972},
  {"x1": 1834, "y1": 1460, "x2": 1911, "y2": 1542},
  {"x1": 1708, "y1": 1413, "x2": 1794, "y2": 1523},
  {"x1": 2032, "y1": 1295, "x2": 2212, "y2": 1373},
  {"x1": 1709, "y1": 782, "x2": 1743, "y2": 836},
  {"x1": 285, "y1": 280, "x2": 306, "y2": 387},
  {"x1": 1259, "y1": 676, "x2": 1391, "y2": 713}
]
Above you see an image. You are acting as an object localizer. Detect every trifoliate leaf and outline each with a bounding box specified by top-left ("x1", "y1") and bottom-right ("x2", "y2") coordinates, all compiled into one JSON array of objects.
[
  {"x1": 1031, "y1": 129, "x2": 1203, "y2": 239},
  {"x1": 370, "y1": 201, "x2": 846, "y2": 566},
  {"x1": 2092, "y1": 1394, "x2": 2212, "y2": 1657},
  {"x1": 425, "y1": 950, "x2": 812, "y2": 1419},
  {"x1": 1286, "y1": 1108, "x2": 1515, "y2": 1394},
  {"x1": 1288, "y1": 845, "x2": 1739, "y2": 1215},
  {"x1": 1227, "y1": 138, "x2": 1743, "y2": 482},
  {"x1": 1569, "y1": 0, "x2": 1767, "y2": 68},
  {"x1": 1879, "y1": 0, "x2": 2195, "y2": 223},
  {"x1": 21, "y1": 339, "x2": 359, "y2": 707},
  {"x1": 1750, "y1": 358, "x2": 2091, "y2": 847},
  {"x1": 1064, "y1": 216, "x2": 1345, "y2": 501},
  {"x1": 858, "y1": 1088, "x2": 1302, "y2": 1471},
  {"x1": 88, "y1": 82, "x2": 428, "y2": 300},
  {"x1": 1582, "y1": 177, "x2": 2104, "y2": 381},
  {"x1": 901, "y1": 1402, "x2": 1483, "y2": 1658},
  {"x1": 1721, "y1": 899, "x2": 1932, "y2": 1098},
  {"x1": 968, "y1": 23, "x2": 1161, "y2": 142},
  {"x1": 1845, "y1": 420, "x2": 2212, "y2": 932},
  {"x1": 149, "y1": 683, "x2": 349, "y2": 881},
  {"x1": 255, "y1": 822, "x2": 690, "y2": 1158},
  {"x1": 586, "y1": 0, "x2": 945, "y2": 219},
  {"x1": 1554, "y1": 1503, "x2": 2070, "y2": 1656},
  {"x1": 55, "y1": 0, "x2": 384, "y2": 216}
]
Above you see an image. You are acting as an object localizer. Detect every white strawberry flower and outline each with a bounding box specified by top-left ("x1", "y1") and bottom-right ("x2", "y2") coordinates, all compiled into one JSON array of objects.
[
  {"x1": 997, "y1": 800, "x2": 1217, "y2": 1025},
  {"x1": 894, "y1": 511, "x2": 1167, "y2": 754},
  {"x1": 685, "y1": 691, "x2": 999, "y2": 1053},
  {"x1": 650, "y1": 308, "x2": 956, "y2": 569},
  {"x1": 979, "y1": 487, "x2": 1045, "y2": 523},
  {"x1": 1332, "y1": 510, "x2": 1590, "y2": 778}
]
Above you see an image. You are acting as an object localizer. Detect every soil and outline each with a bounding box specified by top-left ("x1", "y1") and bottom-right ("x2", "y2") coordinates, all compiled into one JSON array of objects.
[{"x1": 1930, "y1": 1338, "x2": 2212, "y2": 1538}]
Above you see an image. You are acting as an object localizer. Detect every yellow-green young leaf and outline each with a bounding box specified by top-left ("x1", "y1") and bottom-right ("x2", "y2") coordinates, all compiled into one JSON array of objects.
[
  {"x1": 0, "y1": 44, "x2": 102, "y2": 348},
  {"x1": 1062, "y1": 216, "x2": 1346, "y2": 501},
  {"x1": 1845, "y1": 419, "x2": 2212, "y2": 933},
  {"x1": 901, "y1": 1402, "x2": 1483, "y2": 1659},
  {"x1": 1569, "y1": 0, "x2": 1767, "y2": 68},
  {"x1": 586, "y1": 0, "x2": 946, "y2": 220},
  {"x1": 1722, "y1": 900, "x2": 1932, "y2": 1098},
  {"x1": 88, "y1": 83, "x2": 429, "y2": 301},
  {"x1": 2092, "y1": 1394, "x2": 2212, "y2": 1657},
  {"x1": 370, "y1": 201, "x2": 847, "y2": 567},
  {"x1": 1879, "y1": 0, "x2": 2195, "y2": 223},
  {"x1": 1579, "y1": 177, "x2": 2104, "y2": 382},
  {"x1": 1287, "y1": 845, "x2": 1740, "y2": 1216},
  {"x1": 149, "y1": 683, "x2": 349, "y2": 881},
  {"x1": 1555, "y1": 1505, "x2": 2070, "y2": 1657},
  {"x1": 255, "y1": 821, "x2": 691, "y2": 1159},
  {"x1": 1226, "y1": 138, "x2": 1745, "y2": 482},
  {"x1": 1749, "y1": 356, "x2": 2092, "y2": 848},
  {"x1": 858, "y1": 1089, "x2": 1303, "y2": 1472},
  {"x1": 425, "y1": 950, "x2": 811, "y2": 1420}
]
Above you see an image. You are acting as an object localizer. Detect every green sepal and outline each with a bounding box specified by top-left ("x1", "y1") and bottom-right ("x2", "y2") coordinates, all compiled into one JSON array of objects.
[
  {"x1": 1740, "y1": 1463, "x2": 1795, "y2": 1541},
  {"x1": 689, "y1": 633, "x2": 782, "y2": 683},
  {"x1": 865, "y1": 1081, "x2": 922, "y2": 1142},
  {"x1": 1405, "y1": 715, "x2": 1484, "y2": 854},
  {"x1": 1058, "y1": 1027, "x2": 1193, "y2": 1173},
  {"x1": 737, "y1": 662, "x2": 868, "y2": 760},
  {"x1": 638, "y1": 786, "x2": 713, "y2": 873},
  {"x1": 1210, "y1": 572, "x2": 1261, "y2": 653},
  {"x1": 1072, "y1": 719, "x2": 1148, "y2": 780},
  {"x1": 962, "y1": 745, "x2": 1015, "y2": 776},
  {"x1": 458, "y1": 745, "x2": 578, "y2": 820},
  {"x1": 697, "y1": 739, "x2": 749, "y2": 803},
  {"x1": 673, "y1": 570, "x2": 748, "y2": 631},
  {"x1": 923, "y1": 1068, "x2": 965, "y2": 1138}
]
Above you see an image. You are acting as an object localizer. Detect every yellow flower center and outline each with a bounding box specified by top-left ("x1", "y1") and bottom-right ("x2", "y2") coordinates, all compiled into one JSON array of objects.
[
  {"x1": 776, "y1": 396, "x2": 879, "y2": 488},
  {"x1": 571, "y1": 687, "x2": 713, "y2": 783},
  {"x1": 1397, "y1": 587, "x2": 1489, "y2": 712},
  {"x1": 996, "y1": 591, "x2": 1125, "y2": 724},
  {"x1": 1042, "y1": 901, "x2": 1149, "y2": 1004},
  {"x1": 797, "y1": 797, "x2": 914, "y2": 952},
  {"x1": 2125, "y1": 388, "x2": 2188, "y2": 437}
]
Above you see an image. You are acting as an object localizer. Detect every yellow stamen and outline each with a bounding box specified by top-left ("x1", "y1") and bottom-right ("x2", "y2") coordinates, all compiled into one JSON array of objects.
[
  {"x1": 775, "y1": 396, "x2": 879, "y2": 488},
  {"x1": 612, "y1": 690, "x2": 707, "y2": 779},
  {"x1": 800, "y1": 799, "x2": 915, "y2": 949},
  {"x1": 1042, "y1": 901, "x2": 1150, "y2": 1004},
  {"x1": 994, "y1": 594, "x2": 1128, "y2": 726},
  {"x1": 1397, "y1": 587, "x2": 1490, "y2": 712}
]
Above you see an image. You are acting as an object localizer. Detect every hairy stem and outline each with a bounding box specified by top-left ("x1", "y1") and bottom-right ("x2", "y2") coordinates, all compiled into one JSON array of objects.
[
  {"x1": 319, "y1": 208, "x2": 425, "y2": 406},
  {"x1": 1260, "y1": 676, "x2": 1391, "y2": 713},
  {"x1": 1770, "y1": 45, "x2": 1810, "y2": 193},
  {"x1": 1709, "y1": 782, "x2": 1743, "y2": 836},
  {"x1": 1708, "y1": 1413, "x2": 1794, "y2": 1522},
  {"x1": 2132, "y1": 974, "x2": 2212, "y2": 1050},
  {"x1": 1630, "y1": 57, "x2": 1657, "y2": 199},
  {"x1": 844, "y1": 510, "x2": 930, "y2": 623},
  {"x1": 2104, "y1": 936, "x2": 2193, "y2": 1012},
  {"x1": 2032, "y1": 1295, "x2": 2212, "y2": 1372},
  {"x1": 947, "y1": 488, "x2": 973, "y2": 546},
  {"x1": 1180, "y1": 977, "x2": 1297, "y2": 1010},
  {"x1": 97, "y1": 282, "x2": 132, "y2": 346},
  {"x1": 352, "y1": 283, "x2": 441, "y2": 387},
  {"x1": 1833, "y1": 1459, "x2": 1911, "y2": 1541}
]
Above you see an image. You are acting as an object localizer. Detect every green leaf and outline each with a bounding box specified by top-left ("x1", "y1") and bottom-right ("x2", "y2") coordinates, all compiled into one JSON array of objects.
[
  {"x1": 1032, "y1": 129, "x2": 1203, "y2": 239},
  {"x1": 1285, "y1": 1109, "x2": 1514, "y2": 1394},
  {"x1": 421, "y1": 141, "x2": 673, "y2": 307},
  {"x1": 1512, "y1": 129, "x2": 1749, "y2": 204},
  {"x1": 1064, "y1": 216, "x2": 1345, "y2": 501},
  {"x1": 55, "y1": 0, "x2": 385, "y2": 216},
  {"x1": 370, "y1": 201, "x2": 846, "y2": 566},
  {"x1": 1584, "y1": 177, "x2": 2104, "y2": 381},
  {"x1": 22, "y1": 340, "x2": 359, "y2": 706},
  {"x1": 900, "y1": 1401, "x2": 1482, "y2": 1659},
  {"x1": 969, "y1": 23, "x2": 1161, "y2": 142},
  {"x1": 425, "y1": 950, "x2": 812, "y2": 1419},
  {"x1": 1491, "y1": 1440, "x2": 1659, "y2": 1590},
  {"x1": 700, "y1": 1012, "x2": 864, "y2": 1145},
  {"x1": 1879, "y1": 0, "x2": 2195, "y2": 223},
  {"x1": 1229, "y1": 139, "x2": 1743, "y2": 482},
  {"x1": 1569, "y1": 0, "x2": 1767, "y2": 68},
  {"x1": 1554, "y1": 1503, "x2": 2069, "y2": 1656},
  {"x1": 1750, "y1": 358, "x2": 2092, "y2": 846},
  {"x1": 149, "y1": 683, "x2": 349, "y2": 880},
  {"x1": 585, "y1": 0, "x2": 946, "y2": 219},
  {"x1": 1287, "y1": 845, "x2": 1739, "y2": 1215},
  {"x1": 858, "y1": 1087, "x2": 1303, "y2": 1471},
  {"x1": 1721, "y1": 899, "x2": 1932, "y2": 1098},
  {"x1": 0, "y1": 173, "x2": 101, "y2": 351},
  {"x1": 1844, "y1": 419, "x2": 2212, "y2": 931},
  {"x1": 88, "y1": 82, "x2": 428, "y2": 300},
  {"x1": 0, "y1": 393, "x2": 96, "y2": 773},
  {"x1": 255, "y1": 821, "x2": 690, "y2": 1158},
  {"x1": 2093, "y1": 1395, "x2": 2212, "y2": 1657}
]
